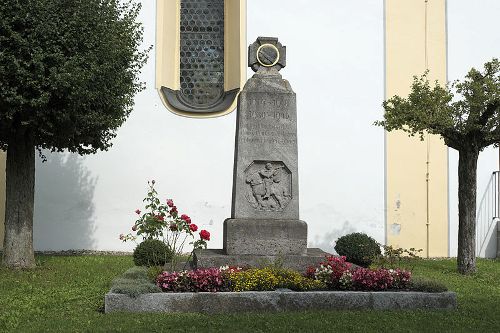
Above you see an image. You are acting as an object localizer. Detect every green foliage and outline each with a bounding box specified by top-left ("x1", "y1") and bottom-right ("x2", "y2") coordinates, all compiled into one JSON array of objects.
[
  {"x1": 228, "y1": 267, "x2": 279, "y2": 292},
  {"x1": 122, "y1": 181, "x2": 209, "y2": 272},
  {"x1": 372, "y1": 244, "x2": 423, "y2": 271},
  {"x1": 269, "y1": 268, "x2": 326, "y2": 291},
  {"x1": 133, "y1": 239, "x2": 173, "y2": 267},
  {"x1": 0, "y1": 255, "x2": 499, "y2": 332},
  {"x1": 334, "y1": 233, "x2": 381, "y2": 267},
  {"x1": 375, "y1": 59, "x2": 500, "y2": 151},
  {"x1": 110, "y1": 266, "x2": 160, "y2": 297},
  {"x1": 410, "y1": 277, "x2": 448, "y2": 293},
  {"x1": 375, "y1": 59, "x2": 500, "y2": 275},
  {"x1": 121, "y1": 266, "x2": 149, "y2": 280},
  {"x1": 0, "y1": 0, "x2": 149, "y2": 153},
  {"x1": 147, "y1": 265, "x2": 164, "y2": 282},
  {"x1": 110, "y1": 278, "x2": 160, "y2": 298},
  {"x1": 228, "y1": 267, "x2": 325, "y2": 292}
]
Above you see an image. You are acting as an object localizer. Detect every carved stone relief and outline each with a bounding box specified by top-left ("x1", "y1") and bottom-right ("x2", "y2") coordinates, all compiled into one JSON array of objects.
[{"x1": 244, "y1": 161, "x2": 292, "y2": 212}]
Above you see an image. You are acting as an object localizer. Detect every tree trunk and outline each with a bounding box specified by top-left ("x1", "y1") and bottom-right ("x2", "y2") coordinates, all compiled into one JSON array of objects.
[
  {"x1": 2, "y1": 131, "x2": 36, "y2": 269},
  {"x1": 457, "y1": 147, "x2": 479, "y2": 275}
]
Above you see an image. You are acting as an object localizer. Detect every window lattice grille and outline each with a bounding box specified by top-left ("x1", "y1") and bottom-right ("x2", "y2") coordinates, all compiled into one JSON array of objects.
[{"x1": 180, "y1": 0, "x2": 224, "y2": 107}]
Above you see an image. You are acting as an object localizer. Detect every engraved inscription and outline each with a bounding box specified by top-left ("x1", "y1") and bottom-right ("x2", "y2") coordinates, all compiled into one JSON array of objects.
[
  {"x1": 241, "y1": 97, "x2": 297, "y2": 145},
  {"x1": 244, "y1": 161, "x2": 292, "y2": 212}
]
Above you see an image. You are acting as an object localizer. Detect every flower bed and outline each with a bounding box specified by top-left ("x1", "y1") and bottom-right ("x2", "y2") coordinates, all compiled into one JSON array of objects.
[
  {"x1": 105, "y1": 257, "x2": 456, "y2": 313},
  {"x1": 154, "y1": 256, "x2": 422, "y2": 293}
]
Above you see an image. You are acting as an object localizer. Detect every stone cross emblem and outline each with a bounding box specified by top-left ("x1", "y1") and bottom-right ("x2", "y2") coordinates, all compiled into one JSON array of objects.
[{"x1": 248, "y1": 37, "x2": 286, "y2": 73}]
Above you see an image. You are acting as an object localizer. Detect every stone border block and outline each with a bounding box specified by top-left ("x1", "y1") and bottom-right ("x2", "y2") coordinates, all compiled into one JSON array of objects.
[{"x1": 105, "y1": 291, "x2": 457, "y2": 313}]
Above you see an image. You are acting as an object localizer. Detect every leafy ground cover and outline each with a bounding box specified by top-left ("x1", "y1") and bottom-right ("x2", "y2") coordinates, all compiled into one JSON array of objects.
[{"x1": 0, "y1": 255, "x2": 498, "y2": 332}]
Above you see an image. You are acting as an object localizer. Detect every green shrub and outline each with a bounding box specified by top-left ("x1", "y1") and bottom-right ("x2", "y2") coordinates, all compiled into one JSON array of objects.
[
  {"x1": 147, "y1": 265, "x2": 164, "y2": 282},
  {"x1": 133, "y1": 239, "x2": 173, "y2": 267},
  {"x1": 372, "y1": 244, "x2": 423, "y2": 270},
  {"x1": 410, "y1": 277, "x2": 448, "y2": 293},
  {"x1": 110, "y1": 277, "x2": 161, "y2": 298},
  {"x1": 110, "y1": 266, "x2": 162, "y2": 297},
  {"x1": 121, "y1": 266, "x2": 149, "y2": 280},
  {"x1": 334, "y1": 232, "x2": 381, "y2": 267}
]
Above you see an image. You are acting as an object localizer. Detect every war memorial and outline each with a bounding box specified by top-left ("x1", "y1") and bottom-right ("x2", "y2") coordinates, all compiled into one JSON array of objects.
[{"x1": 105, "y1": 37, "x2": 456, "y2": 313}]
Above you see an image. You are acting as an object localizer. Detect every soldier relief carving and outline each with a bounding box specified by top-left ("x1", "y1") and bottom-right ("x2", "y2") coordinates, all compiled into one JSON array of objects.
[{"x1": 244, "y1": 161, "x2": 292, "y2": 211}]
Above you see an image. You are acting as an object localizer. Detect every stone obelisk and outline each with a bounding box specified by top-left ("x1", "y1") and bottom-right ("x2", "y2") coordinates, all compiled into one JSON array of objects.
[
  {"x1": 194, "y1": 37, "x2": 328, "y2": 270},
  {"x1": 223, "y1": 37, "x2": 307, "y2": 256}
]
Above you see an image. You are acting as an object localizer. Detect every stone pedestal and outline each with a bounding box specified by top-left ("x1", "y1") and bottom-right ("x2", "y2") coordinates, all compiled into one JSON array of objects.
[{"x1": 223, "y1": 219, "x2": 307, "y2": 256}]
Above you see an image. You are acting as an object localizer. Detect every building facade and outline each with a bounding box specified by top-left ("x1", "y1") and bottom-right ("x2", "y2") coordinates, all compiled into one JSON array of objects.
[{"x1": 0, "y1": 0, "x2": 499, "y2": 257}]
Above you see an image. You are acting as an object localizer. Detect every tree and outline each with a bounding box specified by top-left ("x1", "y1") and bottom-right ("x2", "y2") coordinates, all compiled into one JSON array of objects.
[
  {"x1": 376, "y1": 59, "x2": 500, "y2": 274},
  {"x1": 0, "y1": 0, "x2": 149, "y2": 268}
]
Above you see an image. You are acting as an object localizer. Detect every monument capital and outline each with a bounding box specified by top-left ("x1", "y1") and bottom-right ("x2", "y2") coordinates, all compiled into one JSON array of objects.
[{"x1": 248, "y1": 37, "x2": 286, "y2": 73}]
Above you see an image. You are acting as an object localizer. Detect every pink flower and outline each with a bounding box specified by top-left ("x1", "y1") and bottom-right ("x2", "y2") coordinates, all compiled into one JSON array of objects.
[
  {"x1": 189, "y1": 224, "x2": 198, "y2": 232},
  {"x1": 200, "y1": 230, "x2": 210, "y2": 241},
  {"x1": 181, "y1": 214, "x2": 191, "y2": 224},
  {"x1": 170, "y1": 206, "x2": 178, "y2": 215},
  {"x1": 135, "y1": 209, "x2": 141, "y2": 215},
  {"x1": 166, "y1": 199, "x2": 174, "y2": 207}
]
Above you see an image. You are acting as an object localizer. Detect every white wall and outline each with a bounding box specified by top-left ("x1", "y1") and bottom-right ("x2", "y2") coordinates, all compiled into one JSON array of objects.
[
  {"x1": 247, "y1": 0, "x2": 385, "y2": 252},
  {"x1": 32, "y1": 0, "x2": 499, "y2": 256},
  {"x1": 33, "y1": 0, "x2": 385, "y2": 253},
  {"x1": 447, "y1": 0, "x2": 500, "y2": 257}
]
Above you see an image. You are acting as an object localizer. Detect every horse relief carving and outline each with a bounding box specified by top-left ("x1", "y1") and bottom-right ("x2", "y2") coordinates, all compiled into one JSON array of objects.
[{"x1": 244, "y1": 161, "x2": 292, "y2": 211}]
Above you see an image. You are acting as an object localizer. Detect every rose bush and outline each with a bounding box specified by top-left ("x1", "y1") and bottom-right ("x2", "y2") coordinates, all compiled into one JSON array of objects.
[{"x1": 120, "y1": 180, "x2": 211, "y2": 270}]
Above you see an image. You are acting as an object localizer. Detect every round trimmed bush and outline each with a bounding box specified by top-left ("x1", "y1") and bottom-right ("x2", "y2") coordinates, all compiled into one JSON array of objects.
[
  {"x1": 334, "y1": 233, "x2": 381, "y2": 267},
  {"x1": 133, "y1": 239, "x2": 173, "y2": 267}
]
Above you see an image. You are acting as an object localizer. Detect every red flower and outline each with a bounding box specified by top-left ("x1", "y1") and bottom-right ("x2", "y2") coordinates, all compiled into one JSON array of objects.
[
  {"x1": 170, "y1": 206, "x2": 178, "y2": 214},
  {"x1": 156, "y1": 215, "x2": 165, "y2": 221},
  {"x1": 200, "y1": 230, "x2": 210, "y2": 241},
  {"x1": 181, "y1": 214, "x2": 191, "y2": 224},
  {"x1": 166, "y1": 199, "x2": 174, "y2": 207},
  {"x1": 135, "y1": 209, "x2": 141, "y2": 215},
  {"x1": 132, "y1": 225, "x2": 137, "y2": 231},
  {"x1": 189, "y1": 224, "x2": 198, "y2": 232}
]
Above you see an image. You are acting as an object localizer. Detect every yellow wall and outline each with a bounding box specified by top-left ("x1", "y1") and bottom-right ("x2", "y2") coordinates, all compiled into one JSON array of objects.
[
  {"x1": 156, "y1": 0, "x2": 246, "y2": 118},
  {"x1": 385, "y1": 0, "x2": 448, "y2": 257},
  {"x1": 0, "y1": 152, "x2": 5, "y2": 249},
  {"x1": 156, "y1": 0, "x2": 180, "y2": 91}
]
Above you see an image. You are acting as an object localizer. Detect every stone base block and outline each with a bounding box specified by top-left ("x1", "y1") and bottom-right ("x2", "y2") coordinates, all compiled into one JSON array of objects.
[
  {"x1": 105, "y1": 291, "x2": 457, "y2": 313},
  {"x1": 193, "y1": 248, "x2": 329, "y2": 272},
  {"x1": 223, "y1": 218, "x2": 307, "y2": 255}
]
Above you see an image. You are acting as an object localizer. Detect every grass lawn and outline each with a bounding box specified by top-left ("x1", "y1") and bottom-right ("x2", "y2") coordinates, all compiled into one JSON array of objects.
[{"x1": 0, "y1": 255, "x2": 499, "y2": 332}]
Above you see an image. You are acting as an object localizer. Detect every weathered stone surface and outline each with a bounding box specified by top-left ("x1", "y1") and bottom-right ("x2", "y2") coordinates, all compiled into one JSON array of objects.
[
  {"x1": 223, "y1": 218, "x2": 307, "y2": 255},
  {"x1": 193, "y1": 248, "x2": 329, "y2": 272},
  {"x1": 105, "y1": 291, "x2": 457, "y2": 313},
  {"x1": 231, "y1": 77, "x2": 298, "y2": 220},
  {"x1": 224, "y1": 37, "x2": 307, "y2": 260}
]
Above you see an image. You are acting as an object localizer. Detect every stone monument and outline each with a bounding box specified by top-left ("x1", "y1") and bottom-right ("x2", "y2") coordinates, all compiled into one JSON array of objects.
[{"x1": 194, "y1": 37, "x2": 329, "y2": 270}]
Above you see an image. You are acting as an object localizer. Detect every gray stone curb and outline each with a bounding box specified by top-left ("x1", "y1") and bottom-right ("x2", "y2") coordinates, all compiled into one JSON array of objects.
[{"x1": 105, "y1": 290, "x2": 456, "y2": 313}]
